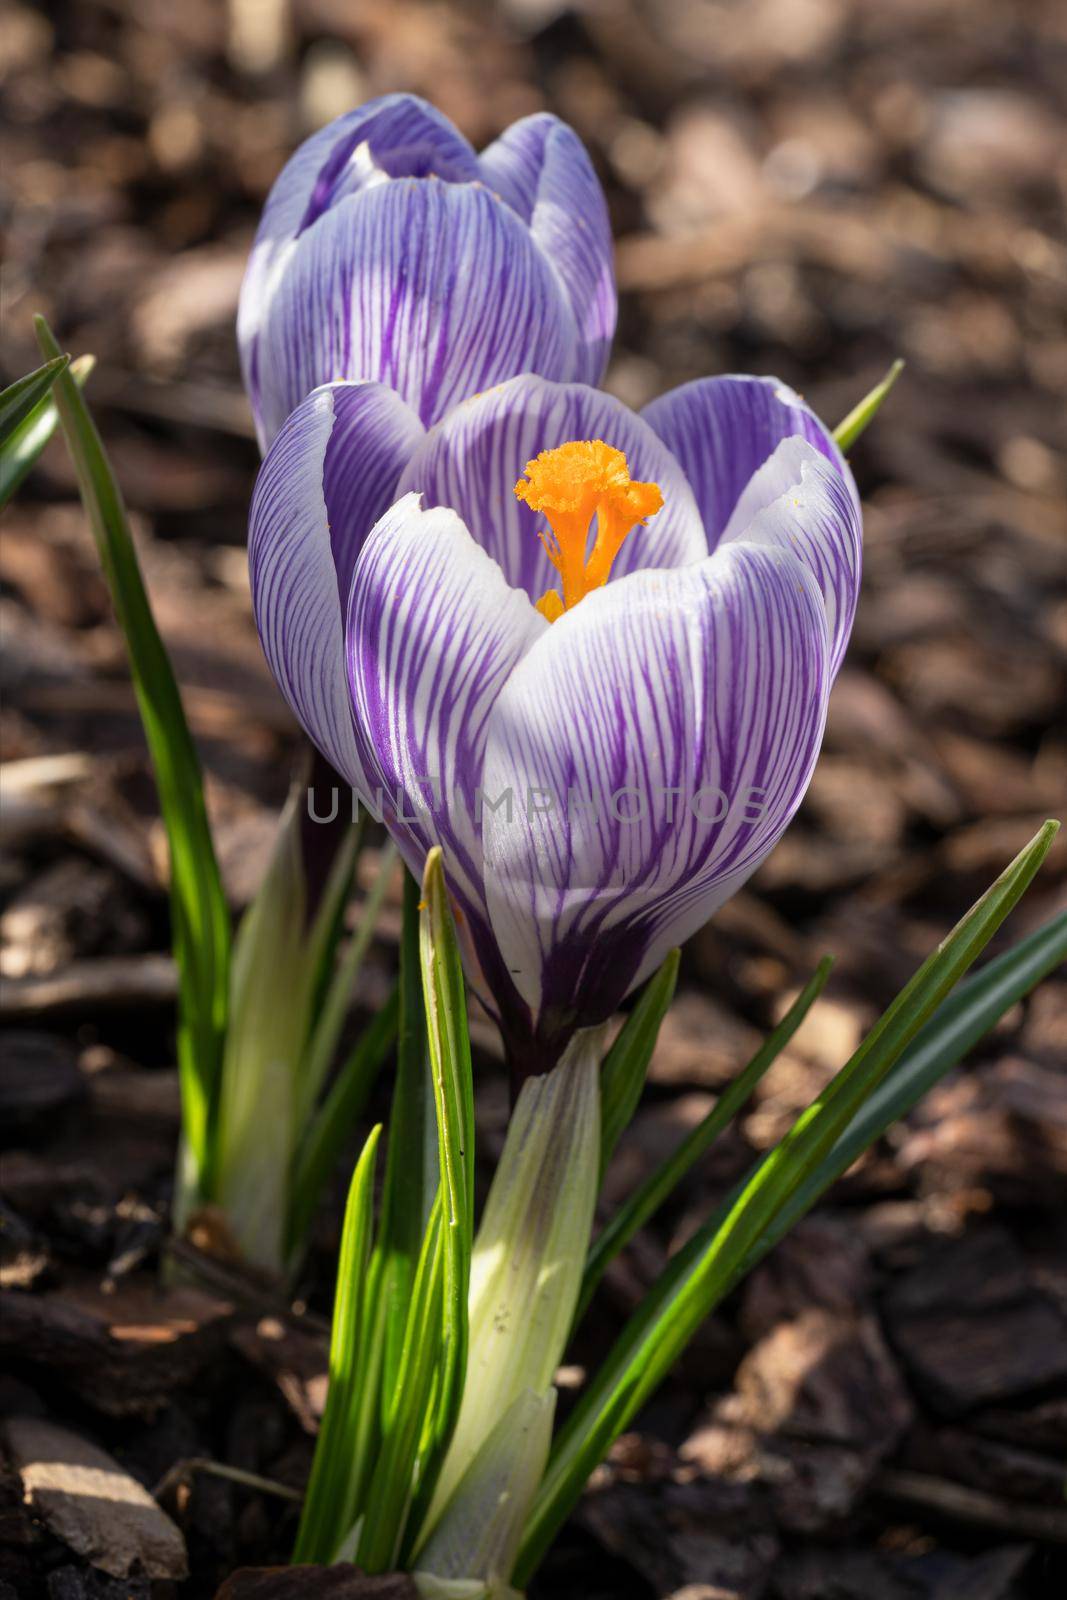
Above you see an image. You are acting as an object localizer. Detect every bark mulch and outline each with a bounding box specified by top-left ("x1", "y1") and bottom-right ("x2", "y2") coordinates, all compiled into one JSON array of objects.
[{"x1": 2, "y1": 1, "x2": 1065, "y2": 1596}]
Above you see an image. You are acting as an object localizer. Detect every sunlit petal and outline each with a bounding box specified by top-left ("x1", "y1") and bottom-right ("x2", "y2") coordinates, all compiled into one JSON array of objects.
[
  {"x1": 249, "y1": 382, "x2": 424, "y2": 789},
  {"x1": 480, "y1": 543, "x2": 830, "y2": 1037}
]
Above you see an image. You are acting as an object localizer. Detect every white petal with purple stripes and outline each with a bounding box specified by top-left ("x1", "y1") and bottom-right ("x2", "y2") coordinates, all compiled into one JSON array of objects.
[
  {"x1": 479, "y1": 543, "x2": 830, "y2": 1030},
  {"x1": 720, "y1": 436, "x2": 861, "y2": 678},
  {"x1": 249, "y1": 382, "x2": 425, "y2": 790},
  {"x1": 345, "y1": 493, "x2": 547, "y2": 918},
  {"x1": 479, "y1": 115, "x2": 616, "y2": 385},
  {"x1": 254, "y1": 179, "x2": 578, "y2": 448},
  {"x1": 238, "y1": 95, "x2": 482, "y2": 447},
  {"x1": 397, "y1": 375, "x2": 707, "y2": 605},
  {"x1": 642, "y1": 374, "x2": 859, "y2": 543}
]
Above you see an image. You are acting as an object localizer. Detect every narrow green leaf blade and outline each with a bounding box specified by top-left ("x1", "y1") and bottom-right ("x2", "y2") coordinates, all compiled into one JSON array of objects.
[
  {"x1": 340, "y1": 872, "x2": 437, "y2": 1530},
  {"x1": 377, "y1": 869, "x2": 439, "y2": 1397},
  {"x1": 0, "y1": 354, "x2": 69, "y2": 444},
  {"x1": 753, "y1": 905, "x2": 1067, "y2": 1260},
  {"x1": 214, "y1": 786, "x2": 313, "y2": 1276},
  {"x1": 303, "y1": 808, "x2": 364, "y2": 1040},
  {"x1": 357, "y1": 1200, "x2": 447, "y2": 1570},
  {"x1": 514, "y1": 819, "x2": 1058, "y2": 1584},
  {"x1": 578, "y1": 955, "x2": 833, "y2": 1323},
  {"x1": 599, "y1": 950, "x2": 679, "y2": 1179},
  {"x1": 288, "y1": 989, "x2": 399, "y2": 1258},
  {"x1": 34, "y1": 315, "x2": 232, "y2": 1200},
  {"x1": 0, "y1": 354, "x2": 93, "y2": 509},
  {"x1": 420, "y1": 850, "x2": 476, "y2": 1219},
  {"x1": 296, "y1": 840, "x2": 399, "y2": 1126},
  {"x1": 406, "y1": 848, "x2": 475, "y2": 1528},
  {"x1": 292, "y1": 1124, "x2": 381, "y2": 1564},
  {"x1": 833, "y1": 358, "x2": 904, "y2": 451}
]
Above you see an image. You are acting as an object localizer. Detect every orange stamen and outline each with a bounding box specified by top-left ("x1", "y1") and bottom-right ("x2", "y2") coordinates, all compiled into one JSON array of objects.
[{"x1": 515, "y1": 439, "x2": 663, "y2": 619}]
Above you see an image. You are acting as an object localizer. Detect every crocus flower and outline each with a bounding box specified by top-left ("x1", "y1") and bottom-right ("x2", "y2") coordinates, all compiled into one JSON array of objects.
[
  {"x1": 250, "y1": 373, "x2": 861, "y2": 1074},
  {"x1": 238, "y1": 94, "x2": 615, "y2": 451}
]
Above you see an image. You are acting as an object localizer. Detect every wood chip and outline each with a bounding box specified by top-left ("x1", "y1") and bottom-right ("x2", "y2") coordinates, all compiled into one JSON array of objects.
[
  {"x1": 0, "y1": 954, "x2": 178, "y2": 1019},
  {"x1": 4, "y1": 1415, "x2": 187, "y2": 1579},
  {"x1": 0, "y1": 1279, "x2": 234, "y2": 1417},
  {"x1": 0, "y1": 1032, "x2": 85, "y2": 1132},
  {"x1": 884, "y1": 1227, "x2": 1067, "y2": 1414}
]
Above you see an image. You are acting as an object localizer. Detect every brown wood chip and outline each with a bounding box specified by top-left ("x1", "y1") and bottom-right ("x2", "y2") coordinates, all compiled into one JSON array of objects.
[{"x1": 4, "y1": 1415, "x2": 187, "y2": 1579}]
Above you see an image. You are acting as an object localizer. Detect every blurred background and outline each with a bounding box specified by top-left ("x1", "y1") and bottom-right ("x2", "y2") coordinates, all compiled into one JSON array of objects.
[{"x1": 2, "y1": 2, "x2": 1066, "y2": 1598}]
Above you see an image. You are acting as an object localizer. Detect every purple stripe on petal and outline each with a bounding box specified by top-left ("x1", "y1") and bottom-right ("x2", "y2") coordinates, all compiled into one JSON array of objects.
[
  {"x1": 479, "y1": 115, "x2": 616, "y2": 385},
  {"x1": 480, "y1": 543, "x2": 830, "y2": 1038},
  {"x1": 296, "y1": 95, "x2": 480, "y2": 235},
  {"x1": 722, "y1": 437, "x2": 862, "y2": 679},
  {"x1": 398, "y1": 374, "x2": 707, "y2": 605},
  {"x1": 255, "y1": 180, "x2": 578, "y2": 446},
  {"x1": 320, "y1": 383, "x2": 426, "y2": 605},
  {"x1": 248, "y1": 382, "x2": 424, "y2": 790},
  {"x1": 237, "y1": 94, "x2": 480, "y2": 443},
  {"x1": 345, "y1": 492, "x2": 546, "y2": 935},
  {"x1": 641, "y1": 375, "x2": 858, "y2": 546}
]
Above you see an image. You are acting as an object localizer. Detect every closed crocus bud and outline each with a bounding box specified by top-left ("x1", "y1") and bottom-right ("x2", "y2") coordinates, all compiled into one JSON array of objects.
[
  {"x1": 250, "y1": 372, "x2": 862, "y2": 1078},
  {"x1": 238, "y1": 93, "x2": 616, "y2": 451}
]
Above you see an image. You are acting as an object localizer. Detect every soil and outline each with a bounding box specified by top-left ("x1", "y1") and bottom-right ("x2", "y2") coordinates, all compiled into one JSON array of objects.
[{"x1": 2, "y1": 2, "x2": 1065, "y2": 1598}]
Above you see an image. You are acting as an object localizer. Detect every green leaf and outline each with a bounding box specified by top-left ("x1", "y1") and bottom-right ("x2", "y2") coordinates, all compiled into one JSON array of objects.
[
  {"x1": 215, "y1": 787, "x2": 313, "y2": 1275},
  {"x1": 415, "y1": 1388, "x2": 555, "y2": 1589},
  {"x1": 599, "y1": 950, "x2": 679, "y2": 1180},
  {"x1": 749, "y1": 905, "x2": 1067, "y2": 1264},
  {"x1": 0, "y1": 355, "x2": 70, "y2": 445},
  {"x1": 296, "y1": 840, "x2": 399, "y2": 1127},
  {"x1": 417, "y1": 1026, "x2": 602, "y2": 1554},
  {"x1": 833, "y1": 358, "x2": 904, "y2": 452},
  {"x1": 577, "y1": 955, "x2": 833, "y2": 1325},
  {"x1": 303, "y1": 810, "x2": 364, "y2": 1046},
  {"x1": 357, "y1": 1199, "x2": 447, "y2": 1570},
  {"x1": 514, "y1": 819, "x2": 1058, "y2": 1585},
  {"x1": 34, "y1": 315, "x2": 231, "y2": 1204},
  {"x1": 288, "y1": 988, "x2": 399, "y2": 1259},
  {"x1": 292, "y1": 1124, "x2": 381, "y2": 1564},
  {"x1": 377, "y1": 870, "x2": 440, "y2": 1399},
  {"x1": 342, "y1": 872, "x2": 437, "y2": 1527},
  {"x1": 0, "y1": 354, "x2": 93, "y2": 509},
  {"x1": 404, "y1": 848, "x2": 476, "y2": 1539}
]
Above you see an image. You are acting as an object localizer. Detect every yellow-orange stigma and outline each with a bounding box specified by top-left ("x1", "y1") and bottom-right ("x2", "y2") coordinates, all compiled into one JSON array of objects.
[{"x1": 514, "y1": 439, "x2": 664, "y2": 621}]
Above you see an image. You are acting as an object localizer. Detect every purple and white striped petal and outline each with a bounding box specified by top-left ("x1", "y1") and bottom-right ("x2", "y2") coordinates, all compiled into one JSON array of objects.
[
  {"x1": 292, "y1": 96, "x2": 481, "y2": 229},
  {"x1": 641, "y1": 375, "x2": 857, "y2": 543},
  {"x1": 478, "y1": 114, "x2": 616, "y2": 385},
  {"x1": 238, "y1": 95, "x2": 481, "y2": 446},
  {"x1": 249, "y1": 382, "x2": 425, "y2": 790},
  {"x1": 722, "y1": 437, "x2": 862, "y2": 678},
  {"x1": 253, "y1": 179, "x2": 578, "y2": 449},
  {"x1": 397, "y1": 375, "x2": 707, "y2": 605},
  {"x1": 479, "y1": 544, "x2": 830, "y2": 1038},
  {"x1": 345, "y1": 493, "x2": 546, "y2": 925}
]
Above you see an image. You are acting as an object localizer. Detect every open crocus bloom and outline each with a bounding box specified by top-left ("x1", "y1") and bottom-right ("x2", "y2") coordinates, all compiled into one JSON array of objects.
[
  {"x1": 250, "y1": 373, "x2": 861, "y2": 1073},
  {"x1": 237, "y1": 94, "x2": 615, "y2": 451}
]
